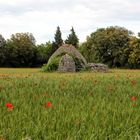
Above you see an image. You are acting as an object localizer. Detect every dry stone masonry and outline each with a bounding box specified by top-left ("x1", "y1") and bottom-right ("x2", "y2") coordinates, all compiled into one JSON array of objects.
[
  {"x1": 87, "y1": 63, "x2": 109, "y2": 72},
  {"x1": 58, "y1": 54, "x2": 76, "y2": 72},
  {"x1": 48, "y1": 44, "x2": 87, "y2": 68}
]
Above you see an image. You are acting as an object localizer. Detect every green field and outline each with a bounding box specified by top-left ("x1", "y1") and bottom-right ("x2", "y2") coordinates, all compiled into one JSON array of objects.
[{"x1": 0, "y1": 69, "x2": 140, "y2": 140}]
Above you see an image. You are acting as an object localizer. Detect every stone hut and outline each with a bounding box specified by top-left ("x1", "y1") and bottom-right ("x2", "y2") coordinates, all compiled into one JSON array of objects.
[
  {"x1": 43, "y1": 44, "x2": 109, "y2": 72},
  {"x1": 47, "y1": 44, "x2": 87, "y2": 72}
]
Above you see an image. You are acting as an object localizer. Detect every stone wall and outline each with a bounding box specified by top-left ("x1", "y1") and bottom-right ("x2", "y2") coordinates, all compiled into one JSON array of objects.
[{"x1": 87, "y1": 63, "x2": 109, "y2": 72}]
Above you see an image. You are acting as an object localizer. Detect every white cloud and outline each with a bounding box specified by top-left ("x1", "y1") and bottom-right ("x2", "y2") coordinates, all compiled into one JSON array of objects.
[{"x1": 0, "y1": 0, "x2": 140, "y2": 44}]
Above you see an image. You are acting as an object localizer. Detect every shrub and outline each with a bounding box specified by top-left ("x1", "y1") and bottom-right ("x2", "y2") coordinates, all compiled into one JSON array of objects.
[{"x1": 42, "y1": 56, "x2": 61, "y2": 72}]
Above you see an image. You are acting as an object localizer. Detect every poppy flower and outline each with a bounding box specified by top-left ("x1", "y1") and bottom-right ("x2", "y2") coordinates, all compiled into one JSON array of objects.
[
  {"x1": 44, "y1": 102, "x2": 52, "y2": 108},
  {"x1": 131, "y1": 96, "x2": 137, "y2": 102},
  {"x1": 6, "y1": 103, "x2": 14, "y2": 110}
]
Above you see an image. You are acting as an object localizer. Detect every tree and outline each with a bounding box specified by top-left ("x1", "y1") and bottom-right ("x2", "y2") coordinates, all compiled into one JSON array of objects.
[
  {"x1": 138, "y1": 32, "x2": 140, "y2": 38},
  {"x1": 0, "y1": 34, "x2": 6, "y2": 47},
  {"x1": 65, "y1": 27, "x2": 79, "y2": 48},
  {"x1": 36, "y1": 41, "x2": 54, "y2": 66},
  {"x1": 128, "y1": 36, "x2": 140, "y2": 68},
  {"x1": 89, "y1": 26, "x2": 133, "y2": 67},
  {"x1": 0, "y1": 34, "x2": 6, "y2": 66},
  {"x1": 6, "y1": 33, "x2": 37, "y2": 67},
  {"x1": 53, "y1": 26, "x2": 63, "y2": 50},
  {"x1": 79, "y1": 36, "x2": 95, "y2": 62}
]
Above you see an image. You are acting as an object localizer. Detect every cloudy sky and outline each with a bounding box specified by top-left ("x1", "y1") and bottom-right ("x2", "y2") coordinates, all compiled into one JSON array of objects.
[{"x1": 0, "y1": 0, "x2": 140, "y2": 44}]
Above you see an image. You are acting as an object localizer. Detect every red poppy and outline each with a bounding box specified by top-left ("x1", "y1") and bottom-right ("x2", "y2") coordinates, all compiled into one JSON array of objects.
[
  {"x1": 6, "y1": 103, "x2": 14, "y2": 110},
  {"x1": 44, "y1": 102, "x2": 52, "y2": 108},
  {"x1": 131, "y1": 96, "x2": 137, "y2": 102}
]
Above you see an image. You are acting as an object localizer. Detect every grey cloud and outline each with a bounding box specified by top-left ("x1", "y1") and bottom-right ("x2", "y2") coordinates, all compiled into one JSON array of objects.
[
  {"x1": 0, "y1": 0, "x2": 140, "y2": 43},
  {"x1": 0, "y1": 1, "x2": 76, "y2": 15},
  {"x1": 1, "y1": 0, "x2": 140, "y2": 21}
]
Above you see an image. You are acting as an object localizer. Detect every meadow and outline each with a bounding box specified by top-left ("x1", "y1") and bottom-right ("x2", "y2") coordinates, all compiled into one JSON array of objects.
[{"x1": 0, "y1": 68, "x2": 140, "y2": 140}]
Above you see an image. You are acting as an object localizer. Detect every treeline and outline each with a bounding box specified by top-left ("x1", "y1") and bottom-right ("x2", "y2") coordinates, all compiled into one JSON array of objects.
[
  {"x1": 79, "y1": 26, "x2": 140, "y2": 68},
  {"x1": 0, "y1": 26, "x2": 140, "y2": 68},
  {"x1": 0, "y1": 27, "x2": 78, "y2": 67}
]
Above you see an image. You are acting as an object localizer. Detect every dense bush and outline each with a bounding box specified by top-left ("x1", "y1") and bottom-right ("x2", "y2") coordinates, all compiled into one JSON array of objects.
[{"x1": 42, "y1": 56, "x2": 61, "y2": 72}]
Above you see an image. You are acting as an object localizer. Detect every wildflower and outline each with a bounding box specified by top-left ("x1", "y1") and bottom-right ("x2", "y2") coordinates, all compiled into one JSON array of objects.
[
  {"x1": 131, "y1": 96, "x2": 137, "y2": 102},
  {"x1": 6, "y1": 103, "x2": 14, "y2": 110},
  {"x1": 44, "y1": 102, "x2": 52, "y2": 108}
]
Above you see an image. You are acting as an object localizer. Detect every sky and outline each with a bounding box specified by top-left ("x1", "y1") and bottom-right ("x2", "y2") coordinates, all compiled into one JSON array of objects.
[{"x1": 0, "y1": 0, "x2": 140, "y2": 44}]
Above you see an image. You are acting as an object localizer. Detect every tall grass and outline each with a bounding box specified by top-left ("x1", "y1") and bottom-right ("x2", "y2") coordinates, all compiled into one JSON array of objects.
[{"x1": 0, "y1": 69, "x2": 140, "y2": 140}]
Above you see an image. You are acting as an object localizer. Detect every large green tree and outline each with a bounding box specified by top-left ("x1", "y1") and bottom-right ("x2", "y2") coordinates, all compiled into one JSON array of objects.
[
  {"x1": 89, "y1": 26, "x2": 133, "y2": 67},
  {"x1": 65, "y1": 27, "x2": 79, "y2": 48},
  {"x1": 6, "y1": 33, "x2": 37, "y2": 67},
  {"x1": 53, "y1": 26, "x2": 63, "y2": 50},
  {"x1": 79, "y1": 36, "x2": 95, "y2": 62},
  {"x1": 128, "y1": 36, "x2": 140, "y2": 68}
]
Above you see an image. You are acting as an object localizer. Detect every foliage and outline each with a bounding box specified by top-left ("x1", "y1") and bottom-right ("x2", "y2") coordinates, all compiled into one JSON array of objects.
[
  {"x1": 42, "y1": 56, "x2": 61, "y2": 72},
  {"x1": 0, "y1": 34, "x2": 6, "y2": 47},
  {"x1": 0, "y1": 69, "x2": 140, "y2": 139},
  {"x1": 36, "y1": 42, "x2": 54, "y2": 66},
  {"x1": 79, "y1": 26, "x2": 140, "y2": 69},
  {"x1": 65, "y1": 27, "x2": 79, "y2": 48},
  {"x1": 5, "y1": 33, "x2": 37, "y2": 67},
  {"x1": 79, "y1": 36, "x2": 95, "y2": 63},
  {"x1": 72, "y1": 56, "x2": 85, "y2": 71},
  {"x1": 128, "y1": 36, "x2": 140, "y2": 68},
  {"x1": 0, "y1": 26, "x2": 140, "y2": 69},
  {"x1": 138, "y1": 32, "x2": 140, "y2": 38},
  {"x1": 54, "y1": 26, "x2": 63, "y2": 49},
  {"x1": 84, "y1": 26, "x2": 133, "y2": 67},
  {"x1": 0, "y1": 34, "x2": 6, "y2": 66}
]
